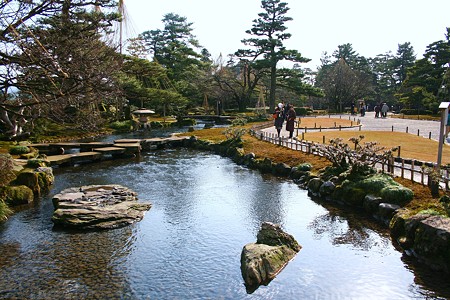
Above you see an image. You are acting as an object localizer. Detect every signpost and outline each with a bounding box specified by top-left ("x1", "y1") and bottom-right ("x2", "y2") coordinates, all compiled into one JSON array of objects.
[{"x1": 437, "y1": 102, "x2": 450, "y2": 169}]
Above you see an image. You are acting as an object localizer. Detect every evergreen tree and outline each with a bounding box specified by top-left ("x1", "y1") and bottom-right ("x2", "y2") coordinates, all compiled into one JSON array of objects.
[
  {"x1": 392, "y1": 42, "x2": 416, "y2": 84},
  {"x1": 236, "y1": 0, "x2": 309, "y2": 110},
  {"x1": 396, "y1": 28, "x2": 450, "y2": 112}
]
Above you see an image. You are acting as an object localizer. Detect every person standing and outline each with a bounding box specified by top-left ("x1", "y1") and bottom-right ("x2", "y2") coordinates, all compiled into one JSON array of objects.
[
  {"x1": 374, "y1": 104, "x2": 380, "y2": 118},
  {"x1": 273, "y1": 103, "x2": 284, "y2": 137},
  {"x1": 381, "y1": 103, "x2": 389, "y2": 118},
  {"x1": 285, "y1": 105, "x2": 296, "y2": 140}
]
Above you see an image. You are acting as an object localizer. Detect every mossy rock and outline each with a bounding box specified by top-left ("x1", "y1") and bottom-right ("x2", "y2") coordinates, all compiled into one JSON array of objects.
[
  {"x1": 12, "y1": 170, "x2": 41, "y2": 197},
  {"x1": 344, "y1": 187, "x2": 367, "y2": 206},
  {"x1": 9, "y1": 145, "x2": 30, "y2": 155},
  {"x1": 380, "y1": 185, "x2": 414, "y2": 205},
  {"x1": 26, "y1": 159, "x2": 49, "y2": 168},
  {"x1": 36, "y1": 167, "x2": 54, "y2": 193},
  {"x1": 2, "y1": 185, "x2": 34, "y2": 206},
  {"x1": 19, "y1": 150, "x2": 38, "y2": 160},
  {"x1": 332, "y1": 174, "x2": 412, "y2": 207},
  {"x1": 355, "y1": 174, "x2": 399, "y2": 194},
  {"x1": 296, "y1": 163, "x2": 312, "y2": 172}
]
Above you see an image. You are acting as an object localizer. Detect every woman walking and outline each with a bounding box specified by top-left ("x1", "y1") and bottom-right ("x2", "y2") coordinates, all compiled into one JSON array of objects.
[
  {"x1": 273, "y1": 103, "x2": 284, "y2": 137},
  {"x1": 285, "y1": 105, "x2": 296, "y2": 140}
]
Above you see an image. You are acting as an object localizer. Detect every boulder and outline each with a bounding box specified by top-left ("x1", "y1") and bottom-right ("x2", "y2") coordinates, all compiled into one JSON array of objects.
[
  {"x1": 273, "y1": 162, "x2": 291, "y2": 176},
  {"x1": 13, "y1": 170, "x2": 41, "y2": 197},
  {"x1": 307, "y1": 177, "x2": 323, "y2": 196},
  {"x1": 241, "y1": 222, "x2": 301, "y2": 292},
  {"x1": 363, "y1": 194, "x2": 382, "y2": 214},
  {"x1": 390, "y1": 212, "x2": 450, "y2": 272},
  {"x1": 319, "y1": 181, "x2": 335, "y2": 196},
  {"x1": 52, "y1": 184, "x2": 151, "y2": 230},
  {"x1": 3, "y1": 185, "x2": 34, "y2": 206}
]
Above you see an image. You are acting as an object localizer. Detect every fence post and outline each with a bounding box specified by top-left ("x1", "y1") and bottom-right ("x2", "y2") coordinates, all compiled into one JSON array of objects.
[
  {"x1": 417, "y1": 129, "x2": 420, "y2": 136},
  {"x1": 392, "y1": 125, "x2": 394, "y2": 132},
  {"x1": 429, "y1": 132, "x2": 432, "y2": 139},
  {"x1": 401, "y1": 159, "x2": 405, "y2": 178},
  {"x1": 411, "y1": 160, "x2": 415, "y2": 181},
  {"x1": 389, "y1": 157, "x2": 394, "y2": 174},
  {"x1": 397, "y1": 146, "x2": 401, "y2": 157},
  {"x1": 406, "y1": 127, "x2": 408, "y2": 133}
]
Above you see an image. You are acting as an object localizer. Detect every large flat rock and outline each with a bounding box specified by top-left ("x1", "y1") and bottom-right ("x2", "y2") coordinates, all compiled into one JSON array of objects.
[{"x1": 52, "y1": 185, "x2": 151, "y2": 230}]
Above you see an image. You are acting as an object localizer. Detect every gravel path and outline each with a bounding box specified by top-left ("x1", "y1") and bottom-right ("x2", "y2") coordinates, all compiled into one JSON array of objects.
[{"x1": 263, "y1": 111, "x2": 446, "y2": 142}]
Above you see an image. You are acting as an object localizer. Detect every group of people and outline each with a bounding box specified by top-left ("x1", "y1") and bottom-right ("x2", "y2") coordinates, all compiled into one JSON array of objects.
[
  {"x1": 374, "y1": 103, "x2": 390, "y2": 118},
  {"x1": 273, "y1": 102, "x2": 296, "y2": 139}
]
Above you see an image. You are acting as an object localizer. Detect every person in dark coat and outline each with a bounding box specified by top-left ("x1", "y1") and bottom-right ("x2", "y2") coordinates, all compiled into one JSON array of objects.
[
  {"x1": 285, "y1": 105, "x2": 296, "y2": 139},
  {"x1": 374, "y1": 104, "x2": 380, "y2": 118},
  {"x1": 273, "y1": 103, "x2": 284, "y2": 137}
]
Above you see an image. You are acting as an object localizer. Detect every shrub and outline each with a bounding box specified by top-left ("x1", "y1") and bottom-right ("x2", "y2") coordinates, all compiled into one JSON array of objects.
[
  {"x1": 223, "y1": 128, "x2": 247, "y2": 141},
  {"x1": 0, "y1": 200, "x2": 12, "y2": 221},
  {"x1": 177, "y1": 118, "x2": 196, "y2": 126},
  {"x1": 314, "y1": 135, "x2": 397, "y2": 177},
  {"x1": 400, "y1": 109, "x2": 433, "y2": 115},
  {"x1": 296, "y1": 107, "x2": 309, "y2": 116},
  {"x1": 109, "y1": 120, "x2": 133, "y2": 132},
  {"x1": 231, "y1": 115, "x2": 248, "y2": 126},
  {"x1": 150, "y1": 121, "x2": 164, "y2": 128},
  {"x1": 9, "y1": 145, "x2": 30, "y2": 155}
]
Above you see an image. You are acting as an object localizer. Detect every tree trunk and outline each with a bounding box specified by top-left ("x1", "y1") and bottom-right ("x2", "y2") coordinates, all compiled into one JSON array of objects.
[{"x1": 269, "y1": 64, "x2": 277, "y2": 110}]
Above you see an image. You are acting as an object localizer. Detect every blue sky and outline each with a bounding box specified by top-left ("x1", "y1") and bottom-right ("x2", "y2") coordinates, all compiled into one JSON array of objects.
[{"x1": 122, "y1": 0, "x2": 450, "y2": 70}]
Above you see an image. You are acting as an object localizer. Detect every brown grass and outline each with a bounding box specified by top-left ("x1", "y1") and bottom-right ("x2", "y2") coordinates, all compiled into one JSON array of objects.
[
  {"x1": 242, "y1": 135, "x2": 331, "y2": 172},
  {"x1": 302, "y1": 130, "x2": 450, "y2": 165},
  {"x1": 180, "y1": 125, "x2": 331, "y2": 172}
]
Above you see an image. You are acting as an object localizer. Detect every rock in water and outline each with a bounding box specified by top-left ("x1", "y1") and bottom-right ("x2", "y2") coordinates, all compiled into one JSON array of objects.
[
  {"x1": 241, "y1": 222, "x2": 301, "y2": 292},
  {"x1": 52, "y1": 184, "x2": 151, "y2": 230}
]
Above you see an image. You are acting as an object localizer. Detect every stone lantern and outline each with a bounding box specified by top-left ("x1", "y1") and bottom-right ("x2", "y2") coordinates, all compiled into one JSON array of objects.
[{"x1": 132, "y1": 109, "x2": 155, "y2": 130}]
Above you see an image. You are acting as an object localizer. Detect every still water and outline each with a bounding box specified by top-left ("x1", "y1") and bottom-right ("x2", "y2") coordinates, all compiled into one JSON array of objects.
[{"x1": 0, "y1": 147, "x2": 449, "y2": 299}]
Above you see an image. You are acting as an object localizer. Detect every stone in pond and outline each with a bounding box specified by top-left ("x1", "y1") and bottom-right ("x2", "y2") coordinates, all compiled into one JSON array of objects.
[{"x1": 52, "y1": 184, "x2": 151, "y2": 230}]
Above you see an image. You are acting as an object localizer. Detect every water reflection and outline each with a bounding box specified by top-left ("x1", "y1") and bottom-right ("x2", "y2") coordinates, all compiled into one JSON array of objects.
[{"x1": 308, "y1": 204, "x2": 390, "y2": 251}]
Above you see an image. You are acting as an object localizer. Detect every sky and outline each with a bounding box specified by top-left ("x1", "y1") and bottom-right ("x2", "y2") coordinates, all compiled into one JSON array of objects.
[{"x1": 122, "y1": 0, "x2": 450, "y2": 70}]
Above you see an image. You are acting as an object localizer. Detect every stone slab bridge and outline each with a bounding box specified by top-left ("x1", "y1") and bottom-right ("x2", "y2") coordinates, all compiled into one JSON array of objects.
[{"x1": 25, "y1": 136, "x2": 189, "y2": 167}]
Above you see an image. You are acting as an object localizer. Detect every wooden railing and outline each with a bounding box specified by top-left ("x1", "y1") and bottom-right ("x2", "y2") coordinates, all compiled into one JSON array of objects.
[{"x1": 249, "y1": 126, "x2": 450, "y2": 191}]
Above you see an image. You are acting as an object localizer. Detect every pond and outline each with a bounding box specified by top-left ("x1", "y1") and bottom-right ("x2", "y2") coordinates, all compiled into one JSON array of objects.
[{"x1": 0, "y1": 139, "x2": 449, "y2": 299}]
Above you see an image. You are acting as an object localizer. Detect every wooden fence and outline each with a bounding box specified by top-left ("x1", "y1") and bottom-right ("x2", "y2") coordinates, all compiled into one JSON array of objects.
[{"x1": 249, "y1": 124, "x2": 450, "y2": 191}]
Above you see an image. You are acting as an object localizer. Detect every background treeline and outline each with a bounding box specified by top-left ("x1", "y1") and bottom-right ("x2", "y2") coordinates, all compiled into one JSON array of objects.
[{"x1": 1, "y1": 0, "x2": 449, "y2": 140}]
